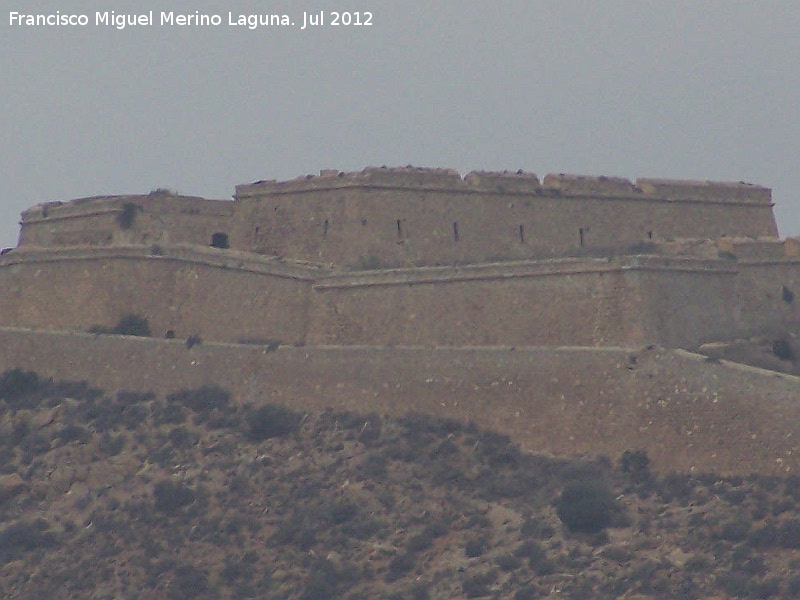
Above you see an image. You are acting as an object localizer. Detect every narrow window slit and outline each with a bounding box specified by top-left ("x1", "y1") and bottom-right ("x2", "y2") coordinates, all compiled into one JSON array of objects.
[
  {"x1": 519, "y1": 224, "x2": 525, "y2": 243},
  {"x1": 579, "y1": 227, "x2": 584, "y2": 248},
  {"x1": 323, "y1": 219, "x2": 329, "y2": 239},
  {"x1": 453, "y1": 222, "x2": 460, "y2": 242}
]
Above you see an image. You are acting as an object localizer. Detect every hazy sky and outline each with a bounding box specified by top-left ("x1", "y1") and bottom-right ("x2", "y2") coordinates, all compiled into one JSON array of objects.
[{"x1": 2, "y1": 1, "x2": 799, "y2": 248}]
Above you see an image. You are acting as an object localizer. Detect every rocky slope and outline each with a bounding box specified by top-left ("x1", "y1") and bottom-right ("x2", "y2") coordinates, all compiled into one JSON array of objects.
[{"x1": 1, "y1": 369, "x2": 800, "y2": 599}]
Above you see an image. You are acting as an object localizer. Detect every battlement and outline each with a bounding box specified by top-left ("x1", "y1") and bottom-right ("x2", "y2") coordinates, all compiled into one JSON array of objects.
[
  {"x1": 20, "y1": 192, "x2": 233, "y2": 222},
  {"x1": 635, "y1": 178, "x2": 772, "y2": 204},
  {"x1": 235, "y1": 166, "x2": 772, "y2": 206}
]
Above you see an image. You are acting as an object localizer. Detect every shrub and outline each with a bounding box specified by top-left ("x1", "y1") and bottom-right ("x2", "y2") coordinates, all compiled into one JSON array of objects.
[
  {"x1": 786, "y1": 574, "x2": 800, "y2": 597},
  {"x1": 385, "y1": 552, "x2": 416, "y2": 582},
  {"x1": 406, "y1": 529, "x2": 435, "y2": 553},
  {"x1": 357, "y1": 414, "x2": 382, "y2": 445},
  {"x1": 658, "y1": 472, "x2": 695, "y2": 503},
  {"x1": 747, "y1": 522, "x2": 778, "y2": 548},
  {"x1": 221, "y1": 556, "x2": 254, "y2": 584},
  {"x1": 89, "y1": 314, "x2": 151, "y2": 337},
  {"x1": 168, "y1": 385, "x2": 229, "y2": 415},
  {"x1": 620, "y1": 449, "x2": 650, "y2": 482},
  {"x1": 462, "y1": 571, "x2": 497, "y2": 598},
  {"x1": 772, "y1": 338, "x2": 795, "y2": 362},
  {"x1": 785, "y1": 474, "x2": 800, "y2": 501},
  {"x1": 57, "y1": 424, "x2": 90, "y2": 444},
  {"x1": 358, "y1": 254, "x2": 382, "y2": 270},
  {"x1": 342, "y1": 516, "x2": 386, "y2": 540},
  {"x1": 517, "y1": 540, "x2": 554, "y2": 575},
  {"x1": 360, "y1": 452, "x2": 388, "y2": 479},
  {"x1": 520, "y1": 517, "x2": 555, "y2": 539},
  {"x1": 246, "y1": 404, "x2": 302, "y2": 441},
  {"x1": 0, "y1": 519, "x2": 58, "y2": 561},
  {"x1": 464, "y1": 537, "x2": 488, "y2": 558},
  {"x1": 153, "y1": 480, "x2": 195, "y2": 514},
  {"x1": 115, "y1": 314, "x2": 151, "y2": 336},
  {"x1": 496, "y1": 553, "x2": 521, "y2": 571},
  {"x1": 429, "y1": 438, "x2": 459, "y2": 460},
  {"x1": 151, "y1": 400, "x2": 187, "y2": 426},
  {"x1": 717, "y1": 514, "x2": 752, "y2": 542},
  {"x1": 168, "y1": 564, "x2": 208, "y2": 600},
  {"x1": 556, "y1": 481, "x2": 616, "y2": 533},
  {"x1": 0, "y1": 369, "x2": 43, "y2": 403},
  {"x1": 684, "y1": 555, "x2": 711, "y2": 572},
  {"x1": 778, "y1": 518, "x2": 800, "y2": 548},
  {"x1": 99, "y1": 431, "x2": 126, "y2": 456},
  {"x1": 407, "y1": 582, "x2": 431, "y2": 600},
  {"x1": 716, "y1": 569, "x2": 751, "y2": 598},
  {"x1": 514, "y1": 585, "x2": 540, "y2": 600},
  {"x1": 400, "y1": 412, "x2": 464, "y2": 437},
  {"x1": 750, "y1": 577, "x2": 780, "y2": 599},
  {"x1": 326, "y1": 501, "x2": 358, "y2": 525}
]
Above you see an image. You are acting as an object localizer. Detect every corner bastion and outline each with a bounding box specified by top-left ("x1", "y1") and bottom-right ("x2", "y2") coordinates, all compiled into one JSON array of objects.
[{"x1": 2, "y1": 166, "x2": 800, "y2": 475}]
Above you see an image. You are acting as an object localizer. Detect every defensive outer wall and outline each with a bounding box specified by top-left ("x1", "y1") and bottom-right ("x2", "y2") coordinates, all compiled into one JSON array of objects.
[
  {"x1": 0, "y1": 327, "x2": 798, "y2": 476},
  {"x1": 3, "y1": 167, "x2": 800, "y2": 475}
]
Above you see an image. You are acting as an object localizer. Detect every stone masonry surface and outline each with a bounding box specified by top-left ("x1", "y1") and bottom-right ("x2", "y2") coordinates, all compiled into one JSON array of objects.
[{"x1": 2, "y1": 166, "x2": 799, "y2": 474}]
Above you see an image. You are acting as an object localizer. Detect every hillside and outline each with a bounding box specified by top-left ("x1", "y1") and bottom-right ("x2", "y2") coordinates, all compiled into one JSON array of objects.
[{"x1": 2, "y1": 370, "x2": 800, "y2": 599}]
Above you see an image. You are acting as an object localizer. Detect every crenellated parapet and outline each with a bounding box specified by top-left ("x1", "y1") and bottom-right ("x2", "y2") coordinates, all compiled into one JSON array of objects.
[{"x1": 236, "y1": 166, "x2": 772, "y2": 206}]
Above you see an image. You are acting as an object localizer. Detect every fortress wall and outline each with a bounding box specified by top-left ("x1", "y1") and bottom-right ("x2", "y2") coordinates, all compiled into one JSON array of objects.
[
  {"x1": 633, "y1": 259, "x2": 741, "y2": 347},
  {"x1": 305, "y1": 258, "x2": 741, "y2": 347},
  {"x1": 0, "y1": 248, "x2": 310, "y2": 345},
  {"x1": 235, "y1": 177, "x2": 776, "y2": 268},
  {"x1": 18, "y1": 195, "x2": 234, "y2": 249},
  {"x1": 306, "y1": 262, "x2": 645, "y2": 346},
  {"x1": 18, "y1": 210, "x2": 120, "y2": 247},
  {"x1": 734, "y1": 259, "x2": 800, "y2": 337},
  {"x1": 0, "y1": 248, "x2": 762, "y2": 349},
  {"x1": 0, "y1": 327, "x2": 798, "y2": 476}
]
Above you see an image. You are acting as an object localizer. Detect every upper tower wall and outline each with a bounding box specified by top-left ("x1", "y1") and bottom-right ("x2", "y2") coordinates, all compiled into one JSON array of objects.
[
  {"x1": 14, "y1": 167, "x2": 777, "y2": 269},
  {"x1": 18, "y1": 193, "x2": 233, "y2": 249},
  {"x1": 232, "y1": 167, "x2": 776, "y2": 268}
]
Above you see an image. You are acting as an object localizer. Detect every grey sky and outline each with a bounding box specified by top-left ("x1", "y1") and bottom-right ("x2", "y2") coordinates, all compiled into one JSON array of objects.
[{"x1": 2, "y1": 1, "x2": 799, "y2": 248}]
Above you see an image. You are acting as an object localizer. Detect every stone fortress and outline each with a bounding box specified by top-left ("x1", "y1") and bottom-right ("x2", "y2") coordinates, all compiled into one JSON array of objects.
[{"x1": 2, "y1": 166, "x2": 800, "y2": 475}]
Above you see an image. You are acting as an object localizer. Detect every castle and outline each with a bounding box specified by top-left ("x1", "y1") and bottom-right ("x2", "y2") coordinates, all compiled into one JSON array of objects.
[{"x1": 2, "y1": 166, "x2": 800, "y2": 475}]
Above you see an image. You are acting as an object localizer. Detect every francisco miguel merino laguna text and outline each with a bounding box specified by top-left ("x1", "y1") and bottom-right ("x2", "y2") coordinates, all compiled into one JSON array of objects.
[{"x1": 9, "y1": 11, "x2": 373, "y2": 30}]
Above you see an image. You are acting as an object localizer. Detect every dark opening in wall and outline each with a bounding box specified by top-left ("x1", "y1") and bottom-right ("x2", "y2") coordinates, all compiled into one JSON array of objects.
[
  {"x1": 211, "y1": 232, "x2": 229, "y2": 249},
  {"x1": 647, "y1": 230, "x2": 653, "y2": 240},
  {"x1": 323, "y1": 219, "x2": 329, "y2": 239},
  {"x1": 396, "y1": 219, "x2": 408, "y2": 242},
  {"x1": 519, "y1": 224, "x2": 525, "y2": 243},
  {"x1": 453, "y1": 222, "x2": 460, "y2": 242},
  {"x1": 118, "y1": 203, "x2": 139, "y2": 230},
  {"x1": 579, "y1": 227, "x2": 585, "y2": 248}
]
